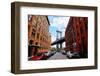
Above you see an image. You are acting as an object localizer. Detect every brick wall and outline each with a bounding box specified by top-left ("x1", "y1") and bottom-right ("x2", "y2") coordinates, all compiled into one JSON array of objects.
[
  {"x1": 65, "y1": 17, "x2": 88, "y2": 58},
  {"x1": 28, "y1": 15, "x2": 51, "y2": 57}
]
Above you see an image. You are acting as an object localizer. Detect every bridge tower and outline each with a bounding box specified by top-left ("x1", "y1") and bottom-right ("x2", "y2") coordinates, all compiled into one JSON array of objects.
[{"x1": 56, "y1": 30, "x2": 62, "y2": 51}]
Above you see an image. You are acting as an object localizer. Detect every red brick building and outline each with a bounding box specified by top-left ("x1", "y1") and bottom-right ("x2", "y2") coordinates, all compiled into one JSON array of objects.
[
  {"x1": 65, "y1": 17, "x2": 88, "y2": 58},
  {"x1": 28, "y1": 15, "x2": 51, "y2": 58}
]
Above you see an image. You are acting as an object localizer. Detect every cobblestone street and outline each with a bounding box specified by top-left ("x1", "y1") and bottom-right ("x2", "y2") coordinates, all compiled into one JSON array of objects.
[{"x1": 48, "y1": 51, "x2": 67, "y2": 60}]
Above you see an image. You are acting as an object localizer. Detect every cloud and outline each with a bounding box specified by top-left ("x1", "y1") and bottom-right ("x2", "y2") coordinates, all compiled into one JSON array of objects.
[
  {"x1": 53, "y1": 17, "x2": 68, "y2": 25},
  {"x1": 49, "y1": 16, "x2": 70, "y2": 28},
  {"x1": 48, "y1": 16, "x2": 70, "y2": 43}
]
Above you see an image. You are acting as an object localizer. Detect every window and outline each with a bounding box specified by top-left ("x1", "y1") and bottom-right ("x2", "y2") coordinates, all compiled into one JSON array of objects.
[
  {"x1": 31, "y1": 29, "x2": 35, "y2": 38},
  {"x1": 37, "y1": 33, "x2": 39, "y2": 39}
]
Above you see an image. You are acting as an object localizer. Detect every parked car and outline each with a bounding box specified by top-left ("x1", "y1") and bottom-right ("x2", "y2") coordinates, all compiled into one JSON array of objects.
[
  {"x1": 31, "y1": 53, "x2": 44, "y2": 60},
  {"x1": 30, "y1": 52, "x2": 48, "y2": 60},
  {"x1": 44, "y1": 51, "x2": 51, "y2": 56},
  {"x1": 50, "y1": 51, "x2": 56, "y2": 55},
  {"x1": 40, "y1": 54, "x2": 48, "y2": 60},
  {"x1": 66, "y1": 51, "x2": 80, "y2": 58},
  {"x1": 61, "y1": 50, "x2": 66, "y2": 55},
  {"x1": 44, "y1": 51, "x2": 56, "y2": 58}
]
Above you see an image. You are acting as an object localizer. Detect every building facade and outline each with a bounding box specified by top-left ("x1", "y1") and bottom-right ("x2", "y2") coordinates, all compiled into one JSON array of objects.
[
  {"x1": 28, "y1": 15, "x2": 51, "y2": 58},
  {"x1": 65, "y1": 17, "x2": 88, "y2": 58}
]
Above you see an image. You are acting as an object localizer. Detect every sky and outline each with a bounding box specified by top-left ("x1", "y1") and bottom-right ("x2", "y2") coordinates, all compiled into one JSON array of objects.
[{"x1": 48, "y1": 16, "x2": 70, "y2": 43}]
